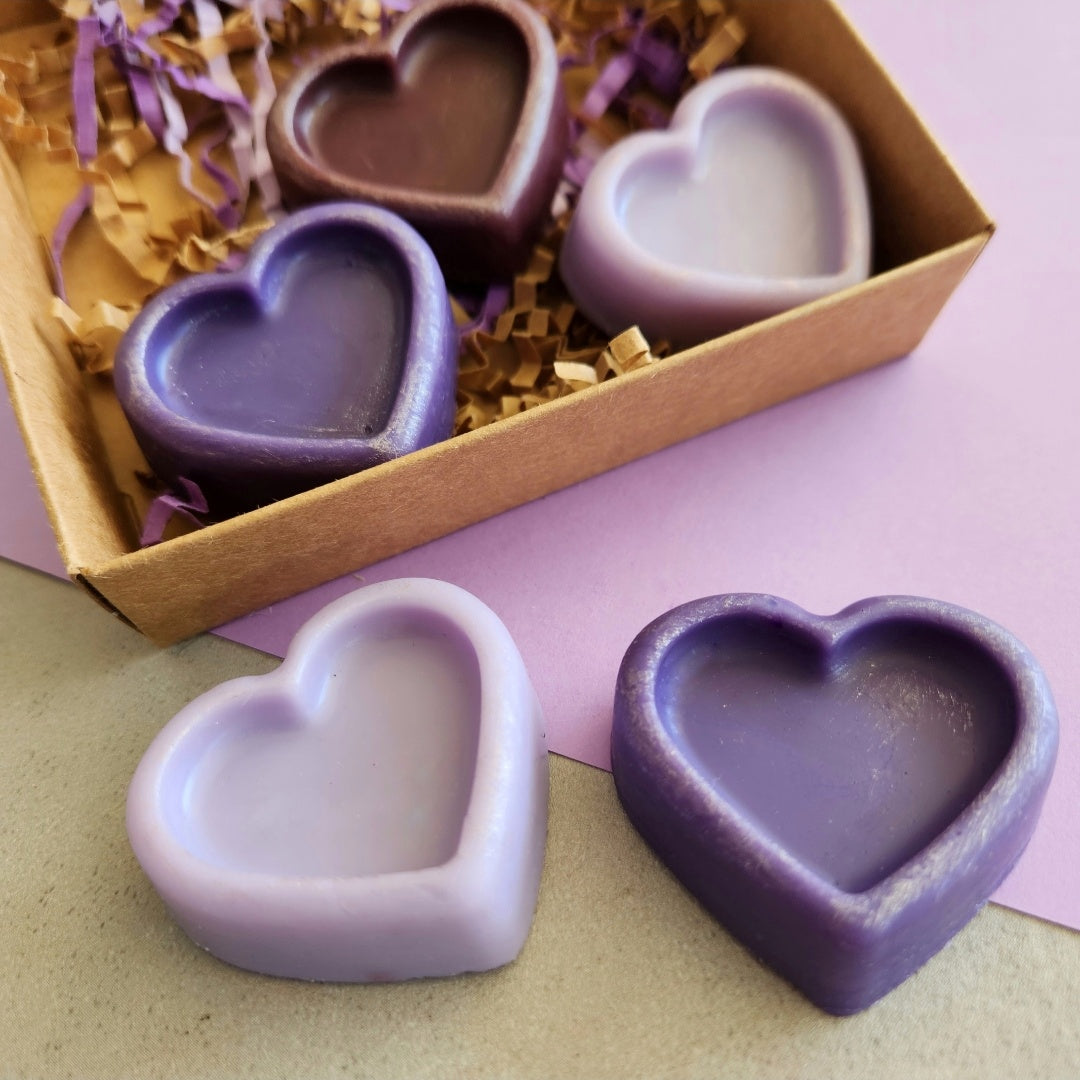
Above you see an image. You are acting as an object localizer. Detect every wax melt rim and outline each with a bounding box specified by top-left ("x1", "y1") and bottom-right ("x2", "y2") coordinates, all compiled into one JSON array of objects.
[
  {"x1": 613, "y1": 593, "x2": 1058, "y2": 927},
  {"x1": 113, "y1": 201, "x2": 454, "y2": 473},
  {"x1": 266, "y1": 0, "x2": 560, "y2": 216}
]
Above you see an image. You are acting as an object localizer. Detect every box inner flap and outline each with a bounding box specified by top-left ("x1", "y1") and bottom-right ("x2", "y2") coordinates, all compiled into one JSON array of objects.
[
  {"x1": 0, "y1": 144, "x2": 134, "y2": 571},
  {"x1": 732, "y1": 0, "x2": 993, "y2": 267}
]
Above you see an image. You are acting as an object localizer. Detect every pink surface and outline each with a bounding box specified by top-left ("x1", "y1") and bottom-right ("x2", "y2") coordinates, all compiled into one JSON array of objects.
[
  {"x1": 0, "y1": 388, "x2": 65, "y2": 578},
  {"x1": 2, "y1": 0, "x2": 1077, "y2": 930}
]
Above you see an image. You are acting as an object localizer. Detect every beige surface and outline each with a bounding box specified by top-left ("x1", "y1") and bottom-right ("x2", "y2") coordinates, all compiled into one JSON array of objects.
[{"x1": 1, "y1": 558, "x2": 1078, "y2": 1080}]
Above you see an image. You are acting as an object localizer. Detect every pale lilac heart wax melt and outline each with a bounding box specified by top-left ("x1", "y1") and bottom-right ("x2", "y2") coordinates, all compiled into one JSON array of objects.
[
  {"x1": 611, "y1": 594, "x2": 1057, "y2": 1014},
  {"x1": 560, "y1": 67, "x2": 872, "y2": 346},
  {"x1": 114, "y1": 203, "x2": 458, "y2": 518},
  {"x1": 127, "y1": 578, "x2": 548, "y2": 982}
]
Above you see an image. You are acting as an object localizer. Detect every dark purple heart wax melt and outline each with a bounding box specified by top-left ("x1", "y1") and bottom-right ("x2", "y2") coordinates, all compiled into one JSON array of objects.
[
  {"x1": 266, "y1": 0, "x2": 567, "y2": 281},
  {"x1": 611, "y1": 594, "x2": 1058, "y2": 1015},
  {"x1": 114, "y1": 202, "x2": 457, "y2": 517}
]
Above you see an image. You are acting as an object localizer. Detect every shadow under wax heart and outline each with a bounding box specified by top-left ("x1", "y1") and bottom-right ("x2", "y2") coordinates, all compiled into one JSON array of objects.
[
  {"x1": 560, "y1": 67, "x2": 872, "y2": 346},
  {"x1": 126, "y1": 578, "x2": 548, "y2": 982},
  {"x1": 114, "y1": 203, "x2": 458, "y2": 517},
  {"x1": 612, "y1": 594, "x2": 1057, "y2": 1014}
]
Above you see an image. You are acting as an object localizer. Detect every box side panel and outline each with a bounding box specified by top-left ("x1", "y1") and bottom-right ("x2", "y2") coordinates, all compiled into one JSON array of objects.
[
  {"x1": 0, "y1": 146, "x2": 135, "y2": 573},
  {"x1": 731, "y1": 0, "x2": 993, "y2": 268},
  {"x1": 85, "y1": 234, "x2": 988, "y2": 645}
]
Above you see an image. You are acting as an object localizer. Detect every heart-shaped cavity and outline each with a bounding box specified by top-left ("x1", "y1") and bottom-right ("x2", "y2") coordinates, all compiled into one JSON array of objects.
[
  {"x1": 180, "y1": 618, "x2": 481, "y2": 879},
  {"x1": 664, "y1": 616, "x2": 1017, "y2": 893},
  {"x1": 127, "y1": 578, "x2": 548, "y2": 982},
  {"x1": 267, "y1": 0, "x2": 568, "y2": 280},
  {"x1": 159, "y1": 238, "x2": 409, "y2": 442},
  {"x1": 612, "y1": 595, "x2": 1057, "y2": 1014},
  {"x1": 297, "y1": 14, "x2": 527, "y2": 197},
  {"x1": 560, "y1": 67, "x2": 872, "y2": 346},
  {"x1": 114, "y1": 203, "x2": 458, "y2": 517}
]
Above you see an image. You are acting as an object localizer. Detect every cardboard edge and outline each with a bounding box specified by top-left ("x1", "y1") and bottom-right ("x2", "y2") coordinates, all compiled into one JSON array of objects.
[
  {"x1": 0, "y1": 145, "x2": 137, "y2": 573},
  {"x1": 81, "y1": 231, "x2": 991, "y2": 645},
  {"x1": 824, "y1": 0, "x2": 994, "y2": 239}
]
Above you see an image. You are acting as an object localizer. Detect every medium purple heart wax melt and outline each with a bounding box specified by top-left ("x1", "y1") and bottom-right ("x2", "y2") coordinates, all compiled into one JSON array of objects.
[
  {"x1": 114, "y1": 203, "x2": 457, "y2": 518},
  {"x1": 127, "y1": 578, "x2": 548, "y2": 982},
  {"x1": 560, "y1": 67, "x2": 872, "y2": 346},
  {"x1": 611, "y1": 594, "x2": 1058, "y2": 1015}
]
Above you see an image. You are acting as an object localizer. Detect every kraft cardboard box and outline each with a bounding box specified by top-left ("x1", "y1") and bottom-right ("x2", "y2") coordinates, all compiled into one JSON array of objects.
[{"x1": 0, "y1": 0, "x2": 992, "y2": 645}]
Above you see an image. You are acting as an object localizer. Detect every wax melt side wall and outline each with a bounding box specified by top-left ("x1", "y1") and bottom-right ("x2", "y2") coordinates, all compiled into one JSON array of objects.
[{"x1": 0, "y1": 0, "x2": 995, "y2": 644}]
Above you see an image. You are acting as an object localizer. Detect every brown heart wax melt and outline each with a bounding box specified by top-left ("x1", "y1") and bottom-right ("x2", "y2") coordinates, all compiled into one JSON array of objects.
[{"x1": 267, "y1": 0, "x2": 568, "y2": 281}]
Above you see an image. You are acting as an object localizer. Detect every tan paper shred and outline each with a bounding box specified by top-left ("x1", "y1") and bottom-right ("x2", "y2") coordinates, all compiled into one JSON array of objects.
[{"x1": 687, "y1": 15, "x2": 746, "y2": 81}]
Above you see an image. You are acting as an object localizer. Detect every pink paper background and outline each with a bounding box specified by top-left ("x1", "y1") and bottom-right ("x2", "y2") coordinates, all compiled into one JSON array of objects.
[{"x1": 2, "y1": 0, "x2": 1077, "y2": 930}]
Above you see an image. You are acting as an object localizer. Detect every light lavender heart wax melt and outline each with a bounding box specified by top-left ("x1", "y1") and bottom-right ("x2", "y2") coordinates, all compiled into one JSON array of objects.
[
  {"x1": 127, "y1": 578, "x2": 548, "y2": 982},
  {"x1": 611, "y1": 594, "x2": 1057, "y2": 1015},
  {"x1": 560, "y1": 67, "x2": 872, "y2": 346}
]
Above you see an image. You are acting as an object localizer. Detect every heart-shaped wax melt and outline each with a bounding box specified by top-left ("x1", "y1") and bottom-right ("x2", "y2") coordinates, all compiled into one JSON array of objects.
[
  {"x1": 612, "y1": 595, "x2": 1057, "y2": 1015},
  {"x1": 114, "y1": 203, "x2": 457, "y2": 517},
  {"x1": 127, "y1": 578, "x2": 548, "y2": 982},
  {"x1": 560, "y1": 67, "x2": 872, "y2": 346},
  {"x1": 267, "y1": 0, "x2": 567, "y2": 280}
]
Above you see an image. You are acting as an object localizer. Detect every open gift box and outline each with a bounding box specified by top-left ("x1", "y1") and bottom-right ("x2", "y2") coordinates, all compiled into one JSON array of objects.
[{"x1": 0, "y1": 0, "x2": 992, "y2": 645}]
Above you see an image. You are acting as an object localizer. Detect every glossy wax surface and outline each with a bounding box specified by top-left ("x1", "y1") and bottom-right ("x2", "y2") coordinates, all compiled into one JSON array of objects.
[
  {"x1": 612, "y1": 595, "x2": 1058, "y2": 1015},
  {"x1": 658, "y1": 619, "x2": 1015, "y2": 893},
  {"x1": 182, "y1": 619, "x2": 481, "y2": 878},
  {"x1": 299, "y1": 12, "x2": 527, "y2": 195},
  {"x1": 114, "y1": 203, "x2": 458, "y2": 518},
  {"x1": 126, "y1": 579, "x2": 549, "y2": 983},
  {"x1": 157, "y1": 232, "x2": 409, "y2": 440},
  {"x1": 621, "y1": 94, "x2": 846, "y2": 278}
]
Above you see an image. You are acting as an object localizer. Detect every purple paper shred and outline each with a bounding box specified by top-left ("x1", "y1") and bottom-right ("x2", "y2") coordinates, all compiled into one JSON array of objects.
[
  {"x1": 579, "y1": 51, "x2": 638, "y2": 122},
  {"x1": 200, "y1": 124, "x2": 244, "y2": 229},
  {"x1": 49, "y1": 184, "x2": 93, "y2": 303},
  {"x1": 629, "y1": 28, "x2": 686, "y2": 97},
  {"x1": 72, "y1": 18, "x2": 100, "y2": 163},
  {"x1": 457, "y1": 282, "x2": 512, "y2": 339},
  {"x1": 558, "y1": 20, "x2": 687, "y2": 196},
  {"x1": 139, "y1": 477, "x2": 210, "y2": 547},
  {"x1": 50, "y1": 15, "x2": 102, "y2": 299},
  {"x1": 132, "y1": 0, "x2": 185, "y2": 45},
  {"x1": 93, "y1": 0, "x2": 256, "y2": 223},
  {"x1": 556, "y1": 6, "x2": 635, "y2": 71},
  {"x1": 125, "y1": 63, "x2": 166, "y2": 141},
  {"x1": 214, "y1": 250, "x2": 247, "y2": 273}
]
